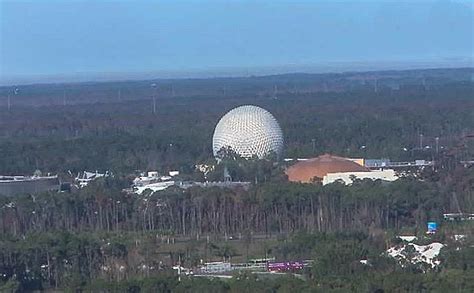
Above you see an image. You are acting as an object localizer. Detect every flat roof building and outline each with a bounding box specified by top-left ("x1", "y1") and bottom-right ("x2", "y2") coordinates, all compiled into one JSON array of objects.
[
  {"x1": 0, "y1": 175, "x2": 59, "y2": 196},
  {"x1": 286, "y1": 154, "x2": 398, "y2": 185},
  {"x1": 286, "y1": 154, "x2": 370, "y2": 183}
]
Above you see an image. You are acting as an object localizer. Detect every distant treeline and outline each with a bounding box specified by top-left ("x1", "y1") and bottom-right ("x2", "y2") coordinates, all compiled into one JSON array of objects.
[
  {"x1": 1, "y1": 166, "x2": 472, "y2": 237},
  {"x1": 1, "y1": 67, "x2": 472, "y2": 106},
  {"x1": 0, "y1": 71, "x2": 473, "y2": 175}
]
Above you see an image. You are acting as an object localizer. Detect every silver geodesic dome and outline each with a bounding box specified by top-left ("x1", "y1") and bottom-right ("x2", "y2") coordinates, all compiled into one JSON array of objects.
[{"x1": 212, "y1": 105, "x2": 284, "y2": 159}]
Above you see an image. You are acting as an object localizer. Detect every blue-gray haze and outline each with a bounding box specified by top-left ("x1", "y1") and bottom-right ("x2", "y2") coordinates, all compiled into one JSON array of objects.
[{"x1": 0, "y1": 0, "x2": 472, "y2": 83}]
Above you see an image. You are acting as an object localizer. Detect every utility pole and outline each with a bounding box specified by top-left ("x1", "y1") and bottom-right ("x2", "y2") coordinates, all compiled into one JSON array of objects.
[
  {"x1": 419, "y1": 134, "x2": 424, "y2": 150},
  {"x1": 8, "y1": 87, "x2": 18, "y2": 111},
  {"x1": 311, "y1": 138, "x2": 316, "y2": 154},
  {"x1": 151, "y1": 83, "x2": 157, "y2": 115},
  {"x1": 435, "y1": 137, "x2": 439, "y2": 155},
  {"x1": 178, "y1": 254, "x2": 181, "y2": 282}
]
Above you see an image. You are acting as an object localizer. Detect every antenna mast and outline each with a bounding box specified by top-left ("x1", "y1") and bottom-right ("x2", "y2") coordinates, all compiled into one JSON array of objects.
[
  {"x1": 435, "y1": 137, "x2": 440, "y2": 155},
  {"x1": 151, "y1": 83, "x2": 157, "y2": 115}
]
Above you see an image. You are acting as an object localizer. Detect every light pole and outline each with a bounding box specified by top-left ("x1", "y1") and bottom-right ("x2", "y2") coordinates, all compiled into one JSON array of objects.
[
  {"x1": 151, "y1": 83, "x2": 158, "y2": 114},
  {"x1": 8, "y1": 87, "x2": 18, "y2": 111}
]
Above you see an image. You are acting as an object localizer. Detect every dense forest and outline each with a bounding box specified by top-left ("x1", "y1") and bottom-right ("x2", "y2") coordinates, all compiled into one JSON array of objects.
[
  {"x1": 1, "y1": 167, "x2": 472, "y2": 237},
  {"x1": 1, "y1": 228, "x2": 473, "y2": 292},
  {"x1": 0, "y1": 69, "x2": 473, "y2": 175},
  {"x1": 0, "y1": 68, "x2": 473, "y2": 291}
]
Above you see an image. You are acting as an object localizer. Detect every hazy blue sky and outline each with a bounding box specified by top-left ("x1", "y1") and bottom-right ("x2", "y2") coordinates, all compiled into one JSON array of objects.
[{"x1": 1, "y1": 0, "x2": 473, "y2": 80}]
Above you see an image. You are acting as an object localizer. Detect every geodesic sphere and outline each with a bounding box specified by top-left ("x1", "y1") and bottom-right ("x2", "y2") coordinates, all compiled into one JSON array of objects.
[{"x1": 212, "y1": 105, "x2": 284, "y2": 159}]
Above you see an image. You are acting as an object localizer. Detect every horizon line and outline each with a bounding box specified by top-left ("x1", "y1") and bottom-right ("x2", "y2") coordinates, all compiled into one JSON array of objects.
[{"x1": 1, "y1": 59, "x2": 473, "y2": 87}]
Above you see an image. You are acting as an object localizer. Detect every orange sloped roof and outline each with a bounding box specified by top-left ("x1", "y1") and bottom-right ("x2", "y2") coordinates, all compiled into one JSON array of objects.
[{"x1": 286, "y1": 154, "x2": 370, "y2": 183}]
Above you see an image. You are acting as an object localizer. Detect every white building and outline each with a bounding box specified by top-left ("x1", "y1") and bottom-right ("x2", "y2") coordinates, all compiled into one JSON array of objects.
[
  {"x1": 132, "y1": 170, "x2": 180, "y2": 195},
  {"x1": 134, "y1": 181, "x2": 175, "y2": 195},
  {"x1": 75, "y1": 171, "x2": 110, "y2": 188},
  {"x1": 322, "y1": 169, "x2": 398, "y2": 185},
  {"x1": 199, "y1": 262, "x2": 232, "y2": 274}
]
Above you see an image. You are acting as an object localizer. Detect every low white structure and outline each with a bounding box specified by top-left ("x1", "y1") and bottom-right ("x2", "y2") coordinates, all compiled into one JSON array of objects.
[
  {"x1": 387, "y1": 242, "x2": 445, "y2": 269},
  {"x1": 172, "y1": 265, "x2": 193, "y2": 276},
  {"x1": 199, "y1": 262, "x2": 232, "y2": 274},
  {"x1": 322, "y1": 169, "x2": 398, "y2": 185},
  {"x1": 130, "y1": 169, "x2": 251, "y2": 195},
  {"x1": 134, "y1": 181, "x2": 175, "y2": 195},
  {"x1": 132, "y1": 171, "x2": 177, "y2": 195},
  {"x1": 398, "y1": 236, "x2": 417, "y2": 242},
  {"x1": 75, "y1": 171, "x2": 110, "y2": 188},
  {"x1": 0, "y1": 174, "x2": 60, "y2": 195},
  {"x1": 169, "y1": 171, "x2": 180, "y2": 177},
  {"x1": 454, "y1": 234, "x2": 466, "y2": 242}
]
